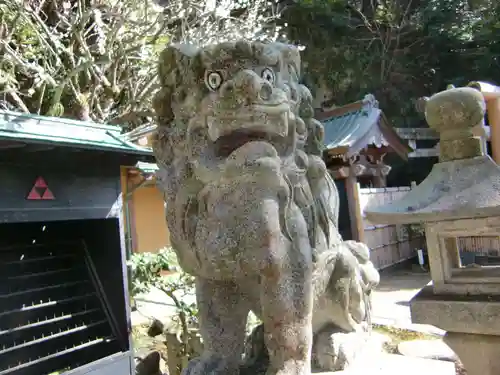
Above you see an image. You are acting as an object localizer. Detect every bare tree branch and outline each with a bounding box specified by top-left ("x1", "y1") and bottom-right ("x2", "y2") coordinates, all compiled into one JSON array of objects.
[{"x1": 0, "y1": 0, "x2": 281, "y2": 127}]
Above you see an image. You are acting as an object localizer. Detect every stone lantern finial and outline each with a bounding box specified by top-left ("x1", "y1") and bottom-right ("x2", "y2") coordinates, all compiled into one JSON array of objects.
[{"x1": 425, "y1": 87, "x2": 486, "y2": 162}]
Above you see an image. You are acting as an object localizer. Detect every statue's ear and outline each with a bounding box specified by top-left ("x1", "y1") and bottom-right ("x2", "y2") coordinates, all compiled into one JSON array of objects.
[
  {"x1": 155, "y1": 44, "x2": 202, "y2": 129},
  {"x1": 158, "y1": 44, "x2": 200, "y2": 87},
  {"x1": 277, "y1": 43, "x2": 301, "y2": 78}
]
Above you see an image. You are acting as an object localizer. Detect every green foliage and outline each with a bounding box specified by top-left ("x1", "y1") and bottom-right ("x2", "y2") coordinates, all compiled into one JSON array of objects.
[
  {"x1": 0, "y1": 0, "x2": 169, "y2": 124},
  {"x1": 128, "y1": 247, "x2": 180, "y2": 296},
  {"x1": 282, "y1": 0, "x2": 500, "y2": 128},
  {"x1": 405, "y1": 223, "x2": 425, "y2": 240},
  {"x1": 128, "y1": 247, "x2": 198, "y2": 326},
  {"x1": 128, "y1": 247, "x2": 199, "y2": 369}
]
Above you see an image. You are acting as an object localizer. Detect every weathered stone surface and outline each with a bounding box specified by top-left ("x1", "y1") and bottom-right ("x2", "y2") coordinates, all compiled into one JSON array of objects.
[
  {"x1": 410, "y1": 282, "x2": 500, "y2": 335},
  {"x1": 135, "y1": 351, "x2": 166, "y2": 375},
  {"x1": 312, "y1": 329, "x2": 389, "y2": 371},
  {"x1": 242, "y1": 325, "x2": 389, "y2": 374},
  {"x1": 397, "y1": 339, "x2": 457, "y2": 362},
  {"x1": 444, "y1": 332, "x2": 500, "y2": 375},
  {"x1": 152, "y1": 40, "x2": 379, "y2": 375},
  {"x1": 148, "y1": 318, "x2": 165, "y2": 338},
  {"x1": 425, "y1": 87, "x2": 486, "y2": 162}
]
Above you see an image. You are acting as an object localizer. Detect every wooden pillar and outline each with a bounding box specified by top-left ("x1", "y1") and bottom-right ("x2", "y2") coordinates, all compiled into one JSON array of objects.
[
  {"x1": 365, "y1": 151, "x2": 388, "y2": 188},
  {"x1": 467, "y1": 82, "x2": 500, "y2": 163},
  {"x1": 487, "y1": 98, "x2": 500, "y2": 163},
  {"x1": 125, "y1": 170, "x2": 139, "y2": 254},
  {"x1": 345, "y1": 170, "x2": 365, "y2": 243},
  {"x1": 374, "y1": 162, "x2": 391, "y2": 188}
]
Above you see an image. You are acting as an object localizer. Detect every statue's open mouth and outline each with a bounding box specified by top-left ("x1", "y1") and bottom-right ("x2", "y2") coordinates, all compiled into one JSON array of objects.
[
  {"x1": 213, "y1": 129, "x2": 274, "y2": 157},
  {"x1": 207, "y1": 102, "x2": 290, "y2": 157}
]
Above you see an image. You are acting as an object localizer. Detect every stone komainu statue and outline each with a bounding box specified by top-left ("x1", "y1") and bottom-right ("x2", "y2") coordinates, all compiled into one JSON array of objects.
[{"x1": 152, "y1": 40, "x2": 380, "y2": 375}]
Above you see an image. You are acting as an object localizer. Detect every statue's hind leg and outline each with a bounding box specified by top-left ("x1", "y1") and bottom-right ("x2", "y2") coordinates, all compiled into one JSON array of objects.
[{"x1": 182, "y1": 277, "x2": 250, "y2": 375}]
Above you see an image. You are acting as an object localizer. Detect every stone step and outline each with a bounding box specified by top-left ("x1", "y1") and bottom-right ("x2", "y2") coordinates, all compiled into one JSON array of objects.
[{"x1": 315, "y1": 353, "x2": 456, "y2": 374}]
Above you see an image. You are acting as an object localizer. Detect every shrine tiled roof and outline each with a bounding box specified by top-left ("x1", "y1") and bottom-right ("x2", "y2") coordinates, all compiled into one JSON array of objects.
[
  {"x1": 316, "y1": 95, "x2": 412, "y2": 159},
  {"x1": 0, "y1": 110, "x2": 152, "y2": 155}
]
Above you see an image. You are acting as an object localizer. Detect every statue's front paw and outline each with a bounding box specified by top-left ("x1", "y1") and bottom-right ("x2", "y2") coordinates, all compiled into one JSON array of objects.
[
  {"x1": 312, "y1": 330, "x2": 356, "y2": 372},
  {"x1": 312, "y1": 328, "x2": 386, "y2": 372}
]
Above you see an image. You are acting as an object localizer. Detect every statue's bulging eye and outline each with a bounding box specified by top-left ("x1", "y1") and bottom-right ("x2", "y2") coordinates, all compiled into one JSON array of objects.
[
  {"x1": 261, "y1": 68, "x2": 275, "y2": 84},
  {"x1": 205, "y1": 71, "x2": 223, "y2": 91}
]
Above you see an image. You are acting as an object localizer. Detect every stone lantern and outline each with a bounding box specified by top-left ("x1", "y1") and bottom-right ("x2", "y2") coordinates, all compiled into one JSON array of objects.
[{"x1": 365, "y1": 86, "x2": 500, "y2": 375}]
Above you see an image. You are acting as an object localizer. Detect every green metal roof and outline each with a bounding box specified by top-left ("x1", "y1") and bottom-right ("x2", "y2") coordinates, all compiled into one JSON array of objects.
[
  {"x1": 323, "y1": 108, "x2": 377, "y2": 147},
  {"x1": 321, "y1": 104, "x2": 387, "y2": 158},
  {"x1": 0, "y1": 110, "x2": 153, "y2": 155},
  {"x1": 320, "y1": 95, "x2": 411, "y2": 159}
]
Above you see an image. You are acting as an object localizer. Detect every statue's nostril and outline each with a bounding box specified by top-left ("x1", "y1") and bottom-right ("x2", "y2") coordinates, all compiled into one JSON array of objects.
[{"x1": 259, "y1": 82, "x2": 273, "y2": 101}]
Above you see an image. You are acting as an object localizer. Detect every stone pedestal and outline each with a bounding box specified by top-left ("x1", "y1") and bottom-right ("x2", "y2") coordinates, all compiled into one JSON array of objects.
[
  {"x1": 410, "y1": 286, "x2": 500, "y2": 375},
  {"x1": 444, "y1": 332, "x2": 500, "y2": 375}
]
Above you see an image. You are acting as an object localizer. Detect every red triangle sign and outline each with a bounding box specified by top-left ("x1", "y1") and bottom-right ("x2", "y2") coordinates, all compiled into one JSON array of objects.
[
  {"x1": 27, "y1": 177, "x2": 55, "y2": 200},
  {"x1": 27, "y1": 187, "x2": 42, "y2": 200},
  {"x1": 41, "y1": 189, "x2": 55, "y2": 200},
  {"x1": 34, "y1": 177, "x2": 47, "y2": 188}
]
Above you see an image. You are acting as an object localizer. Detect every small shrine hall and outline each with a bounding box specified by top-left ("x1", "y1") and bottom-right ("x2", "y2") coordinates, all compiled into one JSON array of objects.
[{"x1": 315, "y1": 94, "x2": 412, "y2": 241}]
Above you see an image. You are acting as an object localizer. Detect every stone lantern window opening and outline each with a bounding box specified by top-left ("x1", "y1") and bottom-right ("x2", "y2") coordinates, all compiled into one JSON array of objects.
[{"x1": 426, "y1": 216, "x2": 500, "y2": 295}]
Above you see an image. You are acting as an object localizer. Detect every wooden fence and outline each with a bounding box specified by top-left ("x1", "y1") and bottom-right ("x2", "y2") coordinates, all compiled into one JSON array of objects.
[
  {"x1": 358, "y1": 186, "x2": 425, "y2": 270},
  {"x1": 457, "y1": 236, "x2": 500, "y2": 254}
]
